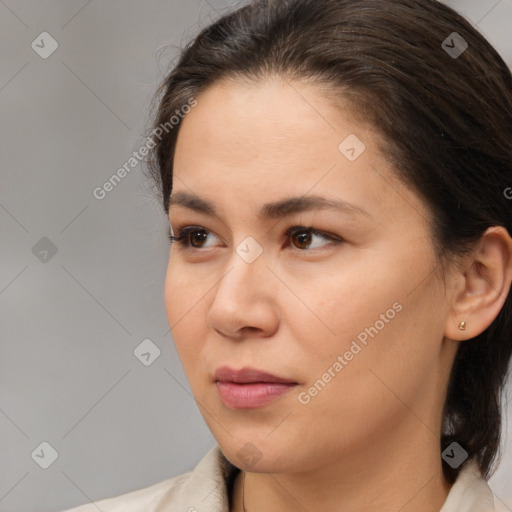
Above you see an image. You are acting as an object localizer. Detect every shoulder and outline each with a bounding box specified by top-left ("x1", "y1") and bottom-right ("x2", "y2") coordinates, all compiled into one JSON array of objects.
[
  {"x1": 440, "y1": 458, "x2": 496, "y2": 512},
  {"x1": 62, "y1": 445, "x2": 239, "y2": 512},
  {"x1": 62, "y1": 471, "x2": 192, "y2": 512}
]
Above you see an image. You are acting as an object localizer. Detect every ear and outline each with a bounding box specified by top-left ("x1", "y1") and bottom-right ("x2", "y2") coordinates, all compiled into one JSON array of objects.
[{"x1": 445, "y1": 226, "x2": 512, "y2": 341}]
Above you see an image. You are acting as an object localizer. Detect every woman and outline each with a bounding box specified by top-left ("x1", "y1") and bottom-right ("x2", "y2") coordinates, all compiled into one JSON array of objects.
[{"x1": 65, "y1": 0, "x2": 512, "y2": 510}]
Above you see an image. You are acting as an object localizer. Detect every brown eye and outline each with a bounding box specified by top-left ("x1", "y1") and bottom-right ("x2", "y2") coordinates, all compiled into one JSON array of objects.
[
  {"x1": 286, "y1": 226, "x2": 342, "y2": 251},
  {"x1": 169, "y1": 227, "x2": 218, "y2": 249},
  {"x1": 291, "y1": 230, "x2": 313, "y2": 250},
  {"x1": 188, "y1": 229, "x2": 209, "y2": 248}
]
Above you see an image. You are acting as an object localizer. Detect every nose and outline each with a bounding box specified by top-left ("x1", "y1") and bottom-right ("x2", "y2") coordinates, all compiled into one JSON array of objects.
[{"x1": 206, "y1": 245, "x2": 279, "y2": 341}]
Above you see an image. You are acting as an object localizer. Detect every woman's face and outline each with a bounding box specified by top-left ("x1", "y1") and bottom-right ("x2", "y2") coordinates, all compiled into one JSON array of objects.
[{"x1": 165, "y1": 76, "x2": 458, "y2": 473}]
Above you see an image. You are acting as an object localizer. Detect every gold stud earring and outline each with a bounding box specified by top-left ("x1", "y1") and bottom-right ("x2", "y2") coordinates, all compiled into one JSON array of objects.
[{"x1": 458, "y1": 321, "x2": 467, "y2": 331}]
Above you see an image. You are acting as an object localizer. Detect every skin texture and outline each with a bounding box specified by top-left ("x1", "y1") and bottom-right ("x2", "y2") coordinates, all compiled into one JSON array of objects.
[{"x1": 164, "y1": 76, "x2": 512, "y2": 512}]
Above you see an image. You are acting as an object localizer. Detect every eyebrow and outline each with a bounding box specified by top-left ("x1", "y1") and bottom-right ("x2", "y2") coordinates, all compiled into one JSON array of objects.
[{"x1": 168, "y1": 191, "x2": 371, "y2": 219}]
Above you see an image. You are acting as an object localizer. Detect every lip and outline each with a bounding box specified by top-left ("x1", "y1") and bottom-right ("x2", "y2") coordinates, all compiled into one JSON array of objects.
[
  {"x1": 214, "y1": 366, "x2": 297, "y2": 384},
  {"x1": 214, "y1": 366, "x2": 298, "y2": 409}
]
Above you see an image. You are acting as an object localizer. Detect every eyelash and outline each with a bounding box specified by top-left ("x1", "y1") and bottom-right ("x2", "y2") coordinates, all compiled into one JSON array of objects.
[{"x1": 168, "y1": 224, "x2": 343, "y2": 252}]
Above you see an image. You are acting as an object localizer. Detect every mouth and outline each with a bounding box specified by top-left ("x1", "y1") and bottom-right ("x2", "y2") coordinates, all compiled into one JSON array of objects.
[{"x1": 214, "y1": 366, "x2": 298, "y2": 409}]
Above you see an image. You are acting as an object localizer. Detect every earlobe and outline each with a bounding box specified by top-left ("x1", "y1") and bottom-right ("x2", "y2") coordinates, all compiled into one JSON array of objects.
[{"x1": 444, "y1": 226, "x2": 512, "y2": 342}]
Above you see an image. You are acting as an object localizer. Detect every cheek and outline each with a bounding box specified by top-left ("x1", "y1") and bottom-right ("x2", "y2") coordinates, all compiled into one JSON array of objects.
[
  {"x1": 293, "y1": 264, "x2": 402, "y2": 352},
  {"x1": 291, "y1": 300, "x2": 436, "y2": 451},
  {"x1": 164, "y1": 260, "x2": 208, "y2": 362},
  {"x1": 294, "y1": 254, "x2": 441, "y2": 391}
]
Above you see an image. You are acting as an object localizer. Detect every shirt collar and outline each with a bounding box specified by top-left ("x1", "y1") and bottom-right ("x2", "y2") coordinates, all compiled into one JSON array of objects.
[{"x1": 440, "y1": 459, "x2": 495, "y2": 511}]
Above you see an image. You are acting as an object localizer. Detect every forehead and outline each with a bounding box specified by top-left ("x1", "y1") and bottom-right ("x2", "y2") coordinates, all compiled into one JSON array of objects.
[
  {"x1": 174, "y1": 77, "x2": 366, "y2": 179},
  {"x1": 175, "y1": 76, "x2": 347, "y2": 160}
]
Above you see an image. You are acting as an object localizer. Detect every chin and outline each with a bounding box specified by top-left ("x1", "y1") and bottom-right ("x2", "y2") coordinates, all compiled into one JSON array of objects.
[{"x1": 214, "y1": 432, "x2": 302, "y2": 473}]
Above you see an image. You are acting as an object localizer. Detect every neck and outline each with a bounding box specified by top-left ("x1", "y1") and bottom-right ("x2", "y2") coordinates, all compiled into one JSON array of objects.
[{"x1": 232, "y1": 420, "x2": 452, "y2": 512}]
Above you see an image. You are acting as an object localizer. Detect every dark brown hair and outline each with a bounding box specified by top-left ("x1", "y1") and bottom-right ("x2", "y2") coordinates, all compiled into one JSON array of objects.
[{"x1": 146, "y1": 0, "x2": 512, "y2": 482}]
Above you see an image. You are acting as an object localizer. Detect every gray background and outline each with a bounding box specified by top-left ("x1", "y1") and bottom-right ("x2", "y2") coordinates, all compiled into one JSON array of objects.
[{"x1": 0, "y1": 1, "x2": 511, "y2": 511}]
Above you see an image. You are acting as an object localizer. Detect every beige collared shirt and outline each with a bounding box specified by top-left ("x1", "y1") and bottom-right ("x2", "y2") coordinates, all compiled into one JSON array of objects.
[{"x1": 64, "y1": 445, "x2": 496, "y2": 511}]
